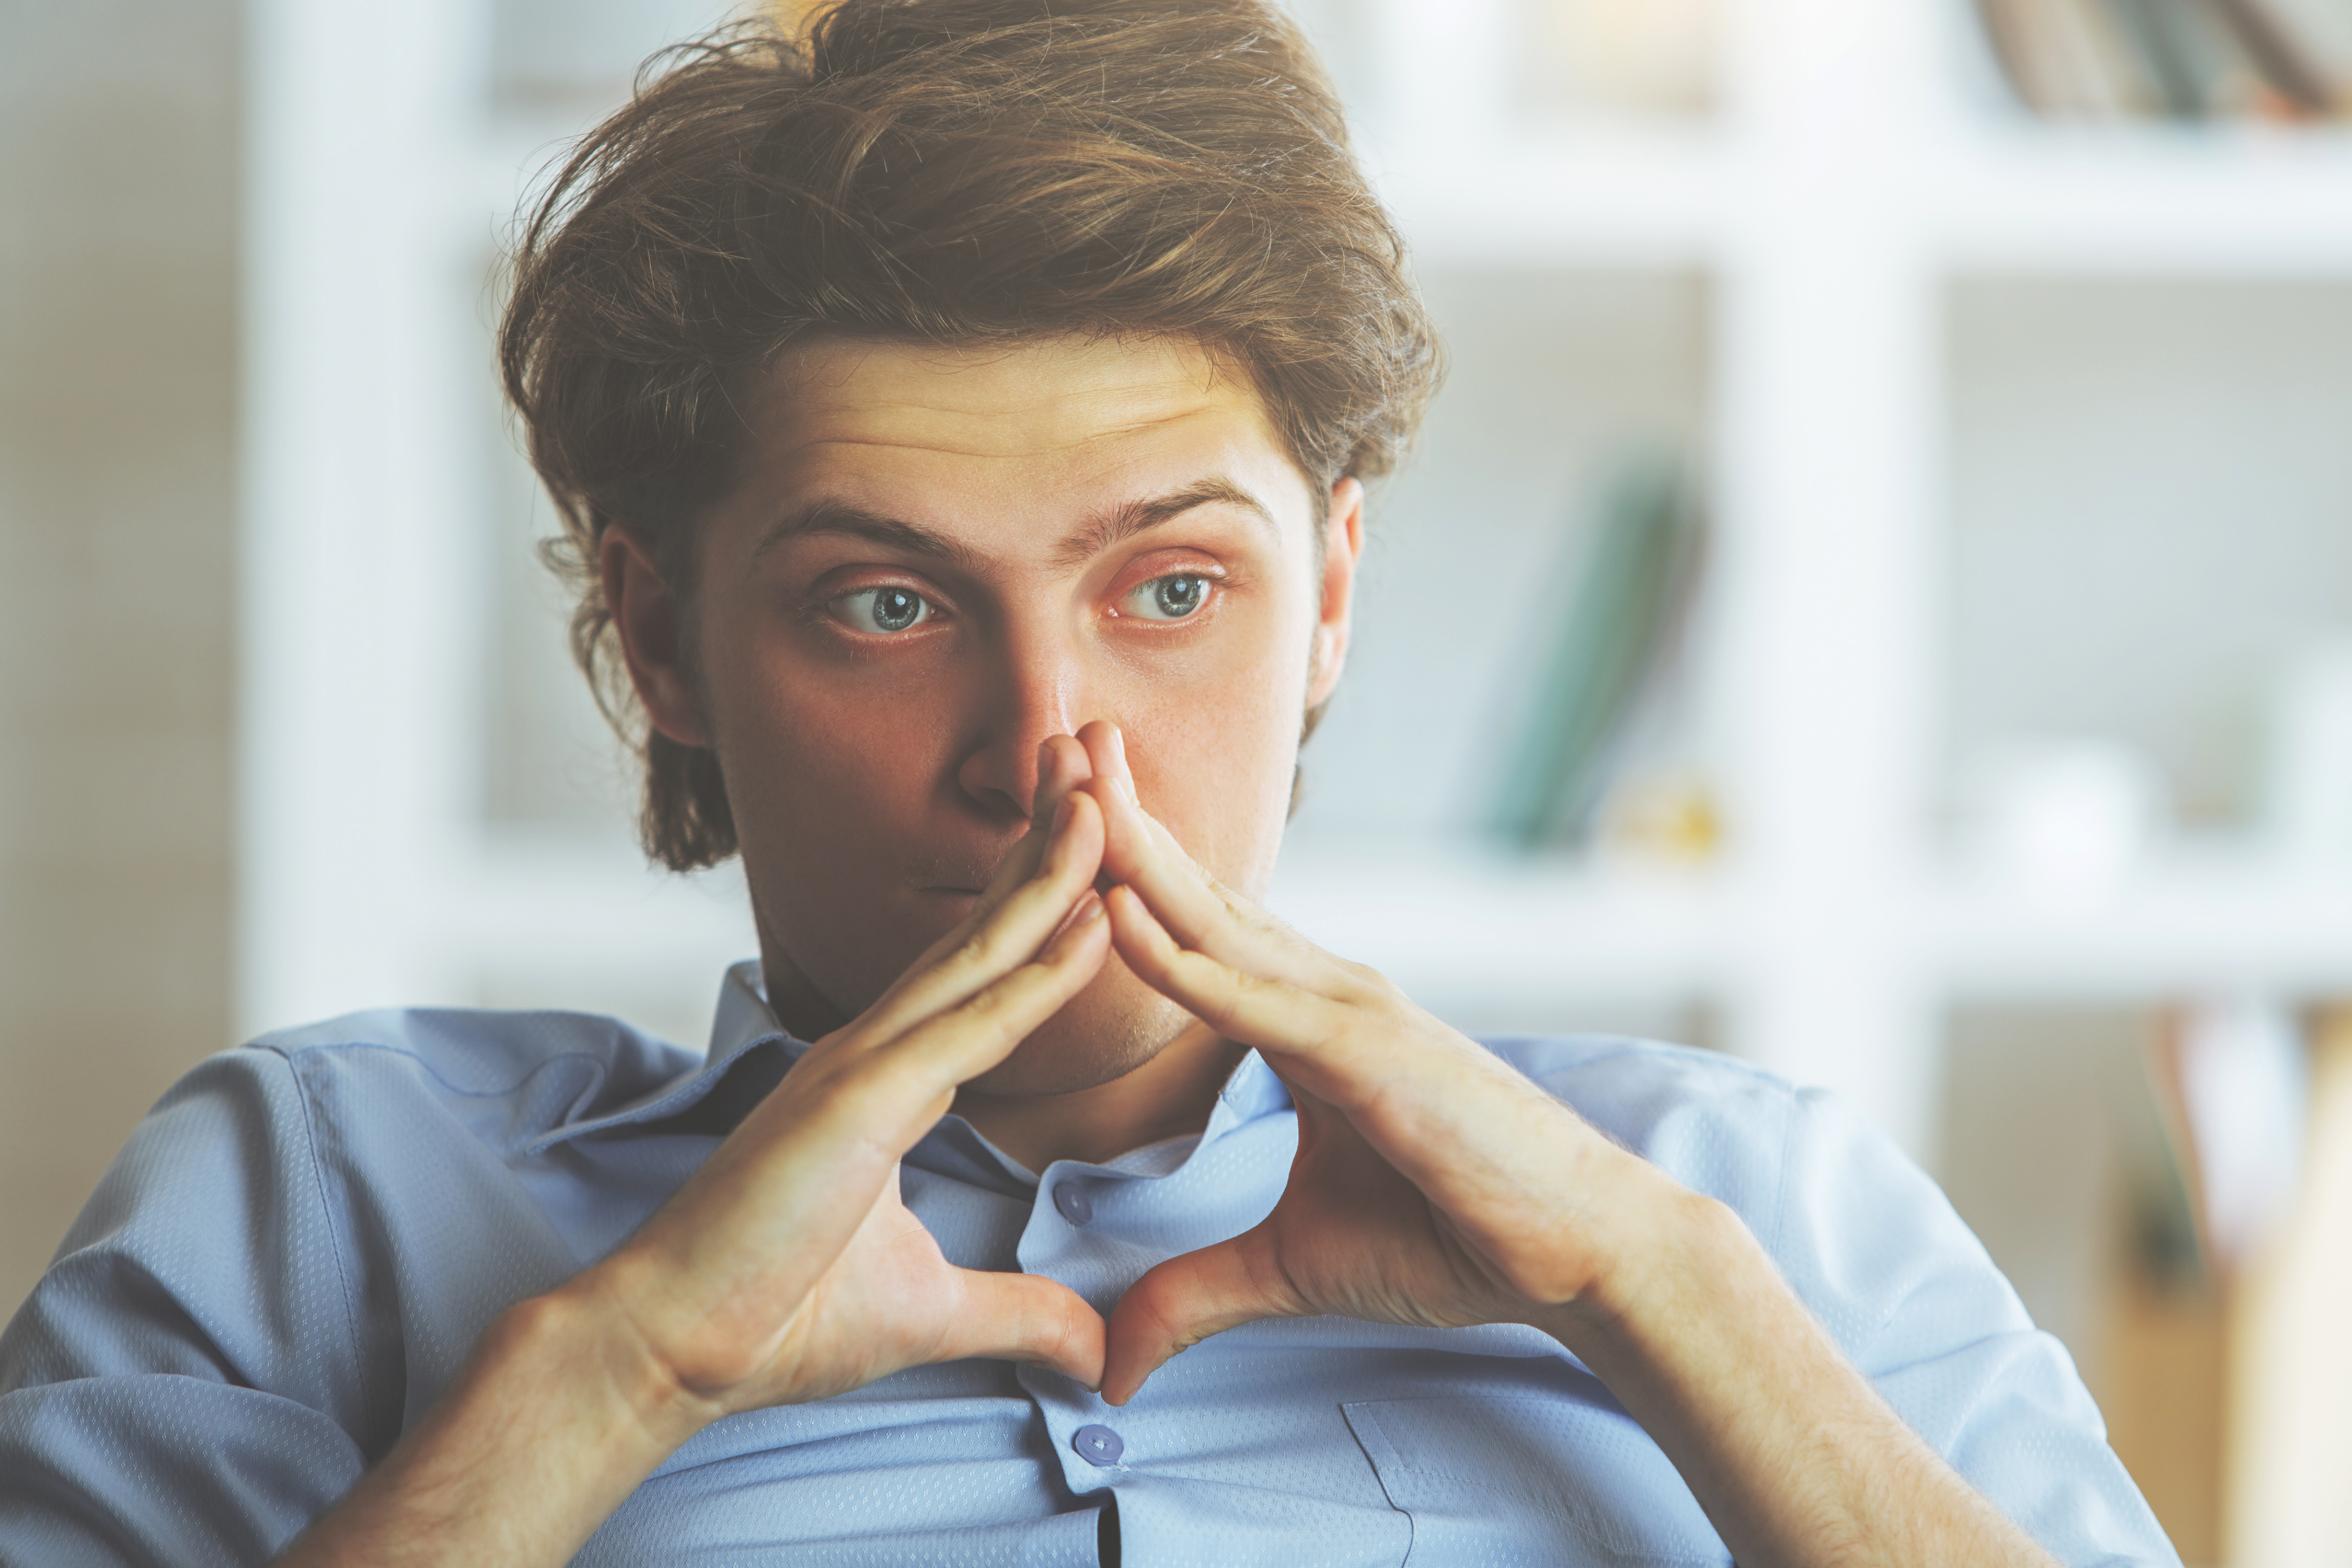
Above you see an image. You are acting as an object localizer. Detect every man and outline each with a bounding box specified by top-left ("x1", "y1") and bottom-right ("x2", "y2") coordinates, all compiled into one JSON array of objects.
[{"x1": 0, "y1": 2, "x2": 2175, "y2": 1564}]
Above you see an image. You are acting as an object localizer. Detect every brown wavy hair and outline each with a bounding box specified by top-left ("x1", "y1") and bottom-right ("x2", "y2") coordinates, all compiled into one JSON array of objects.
[{"x1": 500, "y1": 0, "x2": 1441, "y2": 870}]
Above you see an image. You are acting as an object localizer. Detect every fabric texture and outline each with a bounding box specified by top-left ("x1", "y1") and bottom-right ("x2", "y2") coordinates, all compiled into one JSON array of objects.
[{"x1": 0, "y1": 962, "x2": 2180, "y2": 1566}]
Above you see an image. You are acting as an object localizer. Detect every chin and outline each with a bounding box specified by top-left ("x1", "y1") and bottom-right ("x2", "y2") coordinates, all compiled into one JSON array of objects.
[{"x1": 957, "y1": 965, "x2": 1193, "y2": 1099}]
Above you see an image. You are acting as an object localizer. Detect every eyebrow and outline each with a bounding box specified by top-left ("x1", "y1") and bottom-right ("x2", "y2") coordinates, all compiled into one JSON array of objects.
[
  {"x1": 751, "y1": 501, "x2": 984, "y2": 571},
  {"x1": 751, "y1": 478, "x2": 1278, "y2": 572},
  {"x1": 1047, "y1": 478, "x2": 1278, "y2": 569}
]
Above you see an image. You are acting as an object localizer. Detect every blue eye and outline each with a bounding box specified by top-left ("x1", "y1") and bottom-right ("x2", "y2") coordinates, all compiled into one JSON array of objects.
[
  {"x1": 1124, "y1": 573, "x2": 1210, "y2": 622},
  {"x1": 837, "y1": 586, "x2": 934, "y2": 633}
]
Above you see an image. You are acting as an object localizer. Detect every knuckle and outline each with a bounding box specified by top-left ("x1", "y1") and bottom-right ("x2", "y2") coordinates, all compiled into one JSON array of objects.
[
  {"x1": 949, "y1": 924, "x2": 1002, "y2": 973},
  {"x1": 954, "y1": 985, "x2": 1014, "y2": 1032}
]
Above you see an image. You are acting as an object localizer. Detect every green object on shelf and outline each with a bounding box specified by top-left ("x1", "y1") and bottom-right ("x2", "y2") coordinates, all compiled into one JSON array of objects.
[
  {"x1": 2104, "y1": 0, "x2": 2224, "y2": 117},
  {"x1": 1486, "y1": 451, "x2": 1704, "y2": 854},
  {"x1": 1974, "y1": 0, "x2": 2338, "y2": 120}
]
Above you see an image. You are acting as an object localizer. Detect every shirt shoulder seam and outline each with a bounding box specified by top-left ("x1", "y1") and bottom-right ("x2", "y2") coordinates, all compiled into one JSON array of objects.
[
  {"x1": 253, "y1": 1043, "x2": 367, "y2": 1377},
  {"x1": 268, "y1": 1036, "x2": 624, "y2": 1105}
]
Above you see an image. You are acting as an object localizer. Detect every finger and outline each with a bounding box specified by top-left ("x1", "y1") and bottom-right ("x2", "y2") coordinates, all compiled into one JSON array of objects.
[
  {"x1": 1031, "y1": 733, "x2": 1094, "y2": 836},
  {"x1": 854, "y1": 791, "x2": 1107, "y2": 1047},
  {"x1": 1077, "y1": 771, "x2": 1235, "y2": 954},
  {"x1": 1073, "y1": 720, "x2": 1333, "y2": 990},
  {"x1": 1108, "y1": 887, "x2": 1584, "y2": 1226},
  {"x1": 856, "y1": 887, "x2": 1111, "y2": 1102},
  {"x1": 935, "y1": 1269, "x2": 1108, "y2": 1390},
  {"x1": 1075, "y1": 719, "x2": 1134, "y2": 806},
  {"x1": 1078, "y1": 766, "x2": 1331, "y2": 998},
  {"x1": 663, "y1": 884, "x2": 1104, "y2": 1297},
  {"x1": 1102, "y1": 883, "x2": 1349, "y2": 1059},
  {"x1": 954, "y1": 734, "x2": 1095, "y2": 930},
  {"x1": 1101, "y1": 1233, "x2": 1300, "y2": 1405}
]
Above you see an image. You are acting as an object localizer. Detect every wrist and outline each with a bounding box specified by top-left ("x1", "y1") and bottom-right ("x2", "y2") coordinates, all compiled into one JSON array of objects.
[
  {"x1": 526, "y1": 1260, "x2": 730, "y2": 1458},
  {"x1": 1517, "y1": 1166, "x2": 2054, "y2": 1567},
  {"x1": 1529, "y1": 1156, "x2": 1750, "y2": 1359}
]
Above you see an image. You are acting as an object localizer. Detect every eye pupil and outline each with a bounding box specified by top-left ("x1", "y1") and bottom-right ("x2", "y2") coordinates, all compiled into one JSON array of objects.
[
  {"x1": 872, "y1": 589, "x2": 921, "y2": 631},
  {"x1": 1154, "y1": 575, "x2": 1204, "y2": 618}
]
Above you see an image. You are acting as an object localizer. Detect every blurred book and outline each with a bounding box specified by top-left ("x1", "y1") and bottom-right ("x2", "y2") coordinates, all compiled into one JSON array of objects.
[
  {"x1": 1974, "y1": 0, "x2": 2342, "y2": 119},
  {"x1": 2224, "y1": 1002, "x2": 2352, "y2": 1567},
  {"x1": 2091, "y1": 1009, "x2": 2232, "y2": 1560},
  {"x1": 2119, "y1": 1024, "x2": 2210, "y2": 1294},
  {"x1": 2151, "y1": 997, "x2": 2308, "y2": 1273},
  {"x1": 1487, "y1": 449, "x2": 1705, "y2": 852},
  {"x1": 2112, "y1": 998, "x2": 2352, "y2": 1561}
]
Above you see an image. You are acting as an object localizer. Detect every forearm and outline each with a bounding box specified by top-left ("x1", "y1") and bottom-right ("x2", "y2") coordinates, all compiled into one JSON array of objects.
[
  {"x1": 274, "y1": 1277, "x2": 713, "y2": 1568},
  {"x1": 1541, "y1": 1174, "x2": 2059, "y2": 1568}
]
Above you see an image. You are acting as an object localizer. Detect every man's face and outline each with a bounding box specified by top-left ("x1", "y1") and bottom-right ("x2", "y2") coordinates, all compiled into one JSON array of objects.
[{"x1": 632, "y1": 335, "x2": 1359, "y2": 1094}]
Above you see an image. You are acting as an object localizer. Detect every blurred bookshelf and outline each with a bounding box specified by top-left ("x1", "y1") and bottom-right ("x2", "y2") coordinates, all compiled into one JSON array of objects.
[
  {"x1": 1296, "y1": 0, "x2": 2352, "y2": 1142},
  {"x1": 241, "y1": 0, "x2": 2352, "y2": 1554}
]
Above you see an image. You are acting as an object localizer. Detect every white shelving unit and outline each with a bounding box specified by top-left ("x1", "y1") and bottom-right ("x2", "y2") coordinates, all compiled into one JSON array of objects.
[
  {"x1": 1289, "y1": 0, "x2": 2352, "y2": 1158},
  {"x1": 241, "y1": 0, "x2": 2352, "y2": 1157}
]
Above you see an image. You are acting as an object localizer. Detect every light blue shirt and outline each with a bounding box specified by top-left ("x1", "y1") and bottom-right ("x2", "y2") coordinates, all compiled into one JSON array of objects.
[{"x1": 0, "y1": 962, "x2": 2176, "y2": 1566}]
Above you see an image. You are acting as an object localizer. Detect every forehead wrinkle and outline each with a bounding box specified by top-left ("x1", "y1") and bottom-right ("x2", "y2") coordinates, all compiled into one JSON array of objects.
[{"x1": 786, "y1": 394, "x2": 1234, "y2": 464}]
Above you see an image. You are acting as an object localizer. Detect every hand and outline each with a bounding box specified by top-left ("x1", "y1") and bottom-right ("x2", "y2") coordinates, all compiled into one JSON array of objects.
[
  {"x1": 1071, "y1": 721, "x2": 2060, "y2": 1568},
  {"x1": 578, "y1": 753, "x2": 1117, "y2": 1418},
  {"x1": 275, "y1": 752, "x2": 1121, "y2": 1568},
  {"x1": 1066, "y1": 722, "x2": 1656, "y2": 1405}
]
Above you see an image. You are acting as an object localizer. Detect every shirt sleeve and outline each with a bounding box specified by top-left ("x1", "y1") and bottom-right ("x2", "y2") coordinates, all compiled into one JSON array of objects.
[
  {"x1": 1765, "y1": 1081, "x2": 2183, "y2": 1568},
  {"x1": 1509, "y1": 1039, "x2": 2181, "y2": 1567},
  {"x1": 0, "y1": 1047, "x2": 377, "y2": 1566}
]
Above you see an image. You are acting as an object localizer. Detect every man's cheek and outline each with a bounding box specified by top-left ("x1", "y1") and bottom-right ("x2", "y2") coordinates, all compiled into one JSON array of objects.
[{"x1": 1150, "y1": 700, "x2": 1297, "y2": 882}]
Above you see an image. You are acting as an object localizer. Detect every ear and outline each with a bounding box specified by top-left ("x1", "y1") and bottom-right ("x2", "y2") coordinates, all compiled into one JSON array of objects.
[
  {"x1": 599, "y1": 524, "x2": 709, "y2": 747},
  {"x1": 1306, "y1": 477, "x2": 1364, "y2": 707}
]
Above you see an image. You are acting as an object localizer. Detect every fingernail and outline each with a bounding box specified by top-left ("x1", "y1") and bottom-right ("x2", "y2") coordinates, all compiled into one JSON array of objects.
[{"x1": 1048, "y1": 892, "x2": 1105, "y2": 947}]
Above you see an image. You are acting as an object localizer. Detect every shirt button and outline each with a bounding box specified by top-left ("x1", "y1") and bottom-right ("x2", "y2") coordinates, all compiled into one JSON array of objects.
[
  {"x1": 1052, "y1": 1182, "x2": 1094, "y2": 1226},
  {"x1": 1072, "y1": 1424, "x2": 1125, "y2": 1467}
]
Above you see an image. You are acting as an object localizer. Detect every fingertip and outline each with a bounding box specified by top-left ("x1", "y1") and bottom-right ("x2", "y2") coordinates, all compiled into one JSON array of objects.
[
  {"x1": 1074, "y1": 722, "x2": 1132, "y2": 798},
  {"x1": 1052, "y1": 890, "x2": 1107, "y2": 944},
  {"x1": 1081, "y1": 780, "x2": 1149, "y2": 886},
  {"x1": 1044, "y1": 895, "x2": 1113, "y2": 978},
  {"x1": 1044, "y1": 789, "x2": 1104, "y2": 872}
]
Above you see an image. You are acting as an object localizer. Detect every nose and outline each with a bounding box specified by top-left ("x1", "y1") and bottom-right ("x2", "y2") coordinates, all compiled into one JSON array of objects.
[{"x1": 953, "y1": 617, "x2": 1083, "y2": 822}]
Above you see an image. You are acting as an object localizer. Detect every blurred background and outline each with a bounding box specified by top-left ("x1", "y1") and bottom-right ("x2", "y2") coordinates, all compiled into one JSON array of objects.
[{"x1": 5, "y1": 0, "x2": 2351, "y2": 1558}]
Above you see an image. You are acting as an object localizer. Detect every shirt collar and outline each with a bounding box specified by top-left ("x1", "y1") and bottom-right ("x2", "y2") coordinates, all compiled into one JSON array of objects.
[{"x1": 528, "y1": 959, "x2": 1293, "y2": 1166}]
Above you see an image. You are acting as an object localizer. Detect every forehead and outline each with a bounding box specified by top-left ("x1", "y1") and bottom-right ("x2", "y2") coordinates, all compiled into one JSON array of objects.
[{"x1": 741, "y1": 334, "x2": 1302, "y2": 505}]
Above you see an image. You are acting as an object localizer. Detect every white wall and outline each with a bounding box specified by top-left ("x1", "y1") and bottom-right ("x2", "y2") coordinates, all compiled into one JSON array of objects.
[{"x1": 0, "y1": 0, "x2": 242, "y2": 1316}]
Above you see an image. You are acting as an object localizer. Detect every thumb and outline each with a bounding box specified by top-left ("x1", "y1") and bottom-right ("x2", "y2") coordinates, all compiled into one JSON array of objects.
[
  {"x1": 1102, "y1": 1231, "x2": 1300, "y2": 1406},
  {"x1": 935, "y1": 1269, "x2": 1108, "y2": 1391}
]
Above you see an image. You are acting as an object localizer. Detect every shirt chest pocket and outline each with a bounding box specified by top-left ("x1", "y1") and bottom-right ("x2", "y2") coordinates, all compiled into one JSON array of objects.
[{"x1": 1341, "y1": 1395, "x2": 1731, "y2": 1567}]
